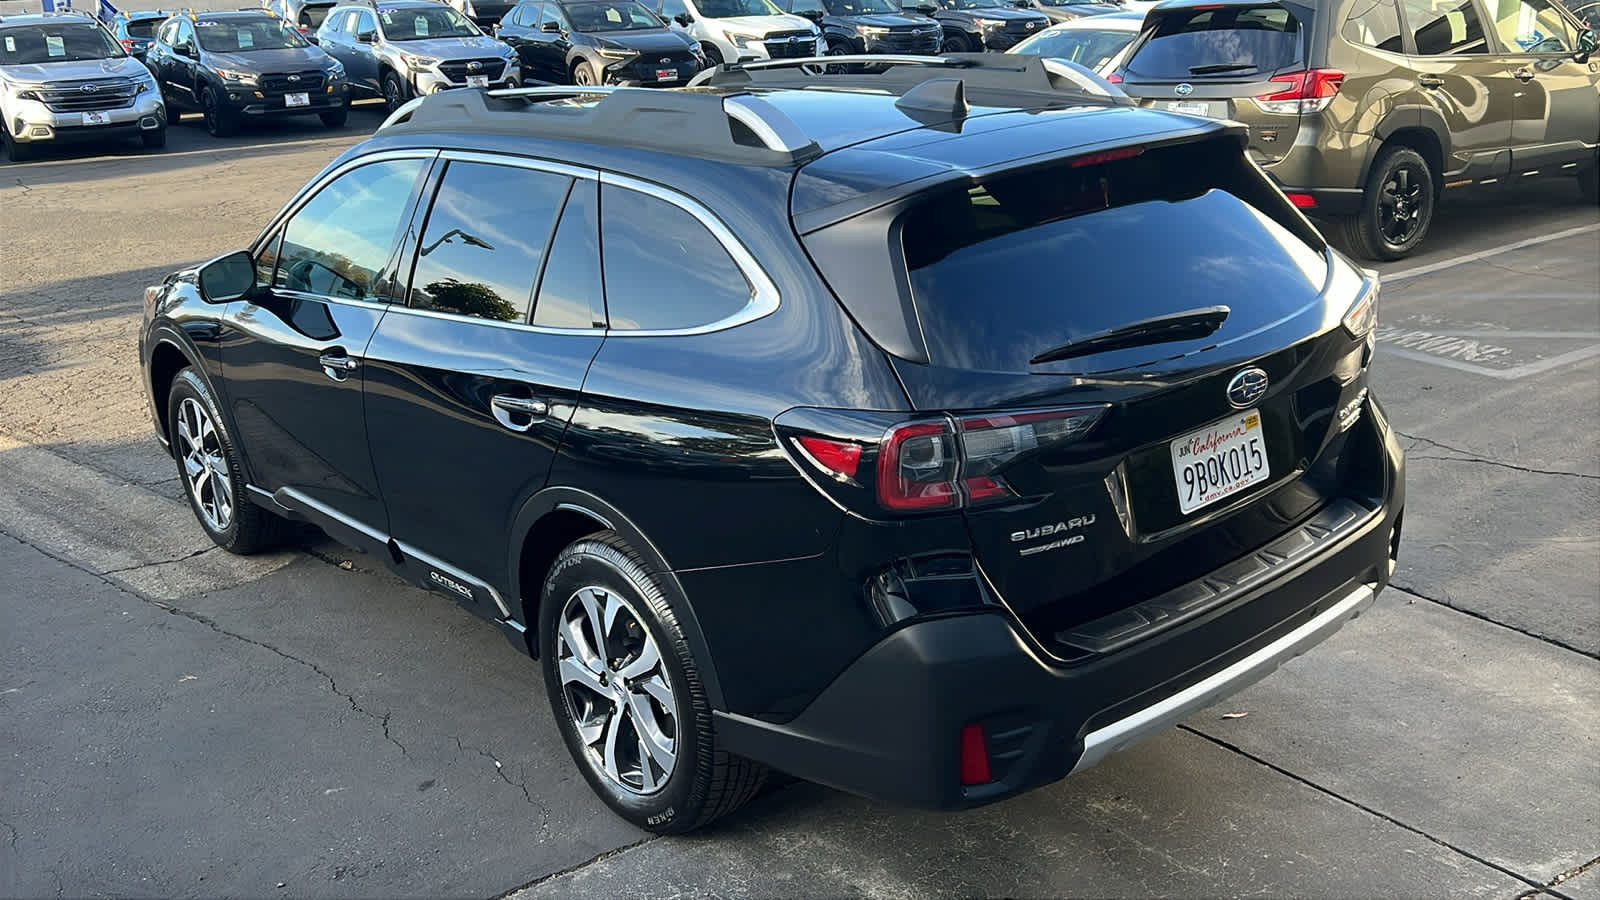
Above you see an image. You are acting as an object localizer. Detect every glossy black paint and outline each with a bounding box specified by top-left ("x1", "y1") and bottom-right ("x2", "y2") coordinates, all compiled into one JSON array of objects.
[
  {"x1": 899, "y1": 0, "x2": 1049, "y2": 52},
  {"x1": 145, "y1": 11, "x2": 349, "y2": 119},
  {"x1": 140, "y1": 82, "x2": 1403, "y2": 809},
  {"x1": 778, "y1": 0, "x2": 943, "y2": 54},
  {"x1": 497, "y1": 0, "x2": 703, "y2": 85}
]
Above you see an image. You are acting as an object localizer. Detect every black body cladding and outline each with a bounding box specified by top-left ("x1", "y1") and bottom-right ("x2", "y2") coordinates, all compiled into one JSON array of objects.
[{"x1": 140, "y1": 69, "x2": 1403, "y2": 820}]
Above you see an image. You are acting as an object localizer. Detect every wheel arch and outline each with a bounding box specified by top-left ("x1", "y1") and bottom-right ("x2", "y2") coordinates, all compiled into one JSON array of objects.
[
  {"x1": 507, "y1": 486, "x2": 727, "y2": 710},
  {"x1": 148, "y1": 337, "x2": 194, "y2": 450},
  {"x1": 1373, "y1": 110, "x2": 1449, "y2": 195}
]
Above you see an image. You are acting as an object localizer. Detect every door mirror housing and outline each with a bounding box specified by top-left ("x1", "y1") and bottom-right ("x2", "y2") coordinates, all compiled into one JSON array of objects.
[
  {"x1": 174, "y1": 41, "x2": 196, "y2": 57},
  {"x1": 540, "y1": 20, "x2": 562, "y2": 31},
  {"x1": 1577, "y1": 27, "x2": 1596, "y2": 60},
  {"x1": 673, "y1": 11, "x2": 693, "y2": 25},
  {"x1": 198, "y1": 251, "x2": 256, "y2": 304},
  {"x1": 797, "y1": 8, "x2": 823, "y2": 21},
  {"x1": 356, "y1": 29, "x2": 377, "y2": 42}
]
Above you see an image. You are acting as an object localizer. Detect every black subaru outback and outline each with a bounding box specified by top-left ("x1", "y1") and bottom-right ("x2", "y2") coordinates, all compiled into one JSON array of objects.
[{"x1": 139, "y1": 57, "x2": 1403, "y2": 833}]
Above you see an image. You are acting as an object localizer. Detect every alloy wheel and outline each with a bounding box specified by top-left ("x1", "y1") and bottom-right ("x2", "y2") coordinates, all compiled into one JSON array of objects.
[
  {"x1": 175, "y1": 397, "x2": 233, "y2": 532},
  {"x1": 384, "y1": 78, "x2": 403, "y2": 110},
  {"x1": 1378, "y1": 163, "x2": 1426, "y2": 247},
  {"x1": 554, "y1": 585, "x2": 678, "y2": 795}
]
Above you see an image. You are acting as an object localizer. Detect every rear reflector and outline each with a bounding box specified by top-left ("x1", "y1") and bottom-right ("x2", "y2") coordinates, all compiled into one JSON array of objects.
[
  {"x1": 959, "y1": 723, "x2": 992, "y2": 786},
  {"x1": 795, "y1": 435, "x2": 862, "y2": 479},
  {"x1": 1070, "y1": 146, "x2": 1144, "y2": 168},
  {"x1": 1105, "y1": 72, "x2": 1123, "y2": 84},
  {"x1": 1285, "y1": 191, "x2": 1316, "y2": 208}
]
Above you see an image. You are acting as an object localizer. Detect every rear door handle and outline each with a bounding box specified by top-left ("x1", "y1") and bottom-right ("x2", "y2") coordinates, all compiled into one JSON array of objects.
[
  {"x1": 490, "y1": 394, "x2": 548, "y2": 432},
  {"x1": 1418, "y1": 75, "x2": 1445, "y2": 88},
  {"x1": 1513, "y1": 66, "x2": 1535, "y2": 82},
  {"x1": 318, "y1": 349, "x2": 359, "y2": 381}
]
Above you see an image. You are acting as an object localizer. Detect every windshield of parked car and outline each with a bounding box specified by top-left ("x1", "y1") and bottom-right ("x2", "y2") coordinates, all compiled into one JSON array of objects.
[
  {"x1": 562, "y1": 1, "x2": 665, "y2": 30},
  {"x1": 942, "y1": 0, "x2": 1009, "y2": 9},
  {"x1": 699, "y1": 0, "x2": 785, "y2": 16},
  {"x1": 1009, "y1": 26, "x2": 1133, "y2": 68},
  {"x1": 0, "y1": 23, "x2": 127, "y2": 63},
  {"x1": 379, "y1": 6, "x2": 482, "y2": 39},
  {"x1": 125, "y1": 18, "x2": 164, "y2": 38},
  {"x1": 826, "y1": 0, "x2": 899, "y2": 14},
  {"x1": 195, "y1": 18, "x2": 309, "y2": 50},
  {"x1": 1123, "y1": 3, "x2": 1306, "y2": 78}
]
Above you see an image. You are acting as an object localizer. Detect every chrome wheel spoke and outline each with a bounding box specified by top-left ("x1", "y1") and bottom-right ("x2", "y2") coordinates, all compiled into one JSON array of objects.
[
  {"x1": 558, "y1": 654, "x2": 607, "y2": 697},
  {"x1": 626, "y1": 689, "x2": 675, "y2": 772},
  {"x1": 639, "y1": 673, "x2": 673, "y2": 708},
  {"x1": 618, "y1": 640, "x2": 659, "y2": 680},
  {"x1": 601, "y1": 702, "x2": 626, "y2": 785}
]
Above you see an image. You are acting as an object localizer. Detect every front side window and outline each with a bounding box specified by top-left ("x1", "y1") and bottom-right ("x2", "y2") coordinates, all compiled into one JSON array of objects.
[
  {"x1": 408, "y1": 162, "x2": 572, "y2": 322},
  {"x1": 1485, "y1": 0, "x2": 1574, "y2": 50},
  {"x1": 0, "y1": 23, "x2": 126, "y2": 63},
  {"x1": 194, "y1": 18, "x2": 309, "y2": 51},
  {"x1": 158, "y1": 19, "x2": 181, "y2": 43},
  {"x1": 660, "y1": 0, "x2": 690, "y2": 18},
  {"x1": 353, "y1": 9, "x2": 379, "y2": 35},
  {"x1": 540, "y1": 4, "x2": 570, "y2": 27},
  {"x1": 1342, "y1": 0, "x2": 1407, "y2": 49},
  {"x1": 599, "y1": 185, "x2": 752, "y2": 331},
  {"x1": 379, "y1": 6, "x2": 481, "y2": 38},
  {"x1": 1402, "y1": 0, "x2": 1489, "y2": 52},
  {"x1": 274, "y1": 158, "x2": 427, "y2": 302}
]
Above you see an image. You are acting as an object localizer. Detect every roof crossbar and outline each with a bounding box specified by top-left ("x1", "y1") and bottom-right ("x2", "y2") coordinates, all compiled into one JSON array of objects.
[{"x1": 375, "y1": 84, "x2": 824, "y2": 165}]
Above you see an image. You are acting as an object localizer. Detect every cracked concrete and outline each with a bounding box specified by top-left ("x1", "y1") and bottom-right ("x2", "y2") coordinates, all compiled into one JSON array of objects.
[{"x1": 1397, "y1": 429, "x2": 1600, "y2": 480}]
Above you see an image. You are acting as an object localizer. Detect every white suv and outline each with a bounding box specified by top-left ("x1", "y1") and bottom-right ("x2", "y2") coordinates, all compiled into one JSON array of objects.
[{"x1": 652, "y1": 0, "x2": 820, "y2": 65}]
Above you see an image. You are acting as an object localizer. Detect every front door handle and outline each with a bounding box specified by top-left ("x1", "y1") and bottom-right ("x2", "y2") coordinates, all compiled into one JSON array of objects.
[
  {"x1": 1418, "y1": 74, "x2": 1445, "y2": 88},
  {"x1": 318, "y1": 349, "x2": 359, "y2": 381},
  {"x1": 490, "y1": 394, "x2": 548, "y2": 432},
  {"x1": 1513, "y1": 66, "x2": 1535, "y2": 82}
]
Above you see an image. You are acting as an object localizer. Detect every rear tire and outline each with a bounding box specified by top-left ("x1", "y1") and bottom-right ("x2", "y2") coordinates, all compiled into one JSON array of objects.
[
  {"x1": 319, "y1": 106, "x2": 349, "y2": 128},
  {"x1": 1341, "y1": 145, "x2": 1434, "y2": 261},
  {"x1": 166, "y1": 367, "x2": 288, "y2": 554},
  {"x1": 540, "y1": 531, "x2": 767, "y2": 834},
  {"x1": 141, "y1": 126, "x2": 166, "y2": 149}
]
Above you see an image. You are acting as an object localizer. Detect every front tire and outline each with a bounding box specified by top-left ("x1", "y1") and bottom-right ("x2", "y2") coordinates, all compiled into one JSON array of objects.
[
  {"x1": 141, "y1": 126, "x2": 166, "y2": 149},
  {"x1": 166, "y1": 368, "x2": 287, "y2": 554},
  {"x1": 201, "y1": 87, "x2": 238, "y2": 137},
  {"x1": 573, "y1": 60, "x2": 599, "y2": 86},
  {"x1": 941, "y1": 31, "x2": 972, "y2": 53},
  {"x1": 1341, "y1": 145, "x2": 1435, "y2": 261},
  {"x1": 319, "y1": 105, "x2": 349, "y2": 128},
  {"x1": 540, "y1": 532, "x2": 766, "y2": 834},
  {"x1": 3, "y1": 126, "x2": 34, "y2": 162},
  {"x1": 382, "y1": 70, "x2": 409, "y2": 113},
  {"x1": 1579, "y1": 162, "x2": 1598, "y2": 206}
]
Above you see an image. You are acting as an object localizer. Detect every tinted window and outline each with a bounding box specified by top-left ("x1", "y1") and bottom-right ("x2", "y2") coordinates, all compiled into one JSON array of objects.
[
  {"x1": 660, "y1": 0, "x2": 689, "y2": 17},
  {"x1": 540, "y1": 3, "x2": 569, "y2": 26},
  {"x1": 1402, "y1": 0, "x2": 1488, "y2": 52},
  {"x1": 896, "y1": 140, "x2": 1328, "y2": 372},
  {"x1": 126, "y1": 19, "x2": 162, "y2": 38},
  {"x1": 600, "y1": 185, "x2": 752, "y2": 331},
  {"x1": 788, "y1": 0, "x2": 826, "y2": 13},
  {"x1": 300, "y1": 2, "x2": 335, "y2": 28},
  {"x1": 276, "y1": 159, "x2": 426, "y2": 301},
  {"x1": 159, "y1": 19, "x2": 181, "y2": 42},
  {"x1": 1485, "y1": 0, "x2": 1574, "y2": 50},
  {"x1": 534, "y1": 179, "x2": 603, "y2": 328},
  {"x1": 354, "y1": 9, "x2": 378, "y2": 34},
  {"x1": 1011, "y1": 27, "x2": 1136, "y2": 68},
  {"x1": 409, "y1": 162, "x2": 571, "y2": 322},
  {"x1": 1124, "y1": 3, "x2": 1306, "y2": 78},
  {"x1": 1342, "y1": 0, "x2": 1406, "y2": 49},
  {"x1": 194, "y1": 18, "x2": 308, "y2": 51}
]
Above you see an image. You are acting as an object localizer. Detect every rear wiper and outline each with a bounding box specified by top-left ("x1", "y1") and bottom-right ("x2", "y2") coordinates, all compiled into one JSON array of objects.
[
  {"x1": 1029, "y1": 306, "x2": 1231, "y2": 365},
  {"x1": 1188, "y1": 63, "x2": 1258, "y2": 74}
]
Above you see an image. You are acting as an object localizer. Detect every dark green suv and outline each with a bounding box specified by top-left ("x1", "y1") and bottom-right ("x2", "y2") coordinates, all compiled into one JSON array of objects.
[{"x1": 1113, "y1": 0, "x2": 1599, "y2": 259}]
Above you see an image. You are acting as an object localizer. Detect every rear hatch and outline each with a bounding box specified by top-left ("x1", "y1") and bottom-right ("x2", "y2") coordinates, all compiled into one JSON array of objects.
[
  {"x1": 794, "y1": 115, "x2": 1377, "y2": 653},
  {"x1": 1114, "y1": 0, "x2": 1319, "y2": 165}
]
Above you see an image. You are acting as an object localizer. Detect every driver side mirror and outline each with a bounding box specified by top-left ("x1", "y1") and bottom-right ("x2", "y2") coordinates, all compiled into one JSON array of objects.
[
  {"x1": 797, "y1": 8, "x2": 823, "y2": 21},
  {"x1": 198, "y1": 251, "x2": 256, "y2": 304},
  {"x1": 174, "y1": 41, "x2": 196, "y2": 57},
  {"x1": 673, "y1": 11, "x2": 694, "y2": 25},
  {"x1": 540, "y1": 20, "x2": 562, "y2": 31},
  {"x1": 356, "y1": 29, "x2": 377, "y2": 43},
  {"x1": 914, "y1": 3, "x2": 938, "y2": 12},
  {"x1": 1577, "y1": 27, "x2": 1597, "y2": 61}
]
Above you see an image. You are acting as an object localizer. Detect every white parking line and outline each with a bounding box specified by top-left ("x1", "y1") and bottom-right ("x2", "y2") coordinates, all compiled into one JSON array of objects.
[{"x1": 1382, "y1": 223, "x2": 1600, "y2": 283}]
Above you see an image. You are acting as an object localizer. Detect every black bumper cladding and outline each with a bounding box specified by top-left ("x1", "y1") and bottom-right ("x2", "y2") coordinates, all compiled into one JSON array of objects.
[{"x1": 715, "y1": 417, "x2": 1404, "y2": 809}]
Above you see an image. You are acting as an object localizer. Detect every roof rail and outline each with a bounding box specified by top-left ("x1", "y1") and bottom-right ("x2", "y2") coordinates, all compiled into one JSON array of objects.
[
  {"x1": 375, "y1": 85, "x2": 824, "y2": 166},
  {"x1": 686, "y1": 52, "x2": 1132, "y2": 107}
]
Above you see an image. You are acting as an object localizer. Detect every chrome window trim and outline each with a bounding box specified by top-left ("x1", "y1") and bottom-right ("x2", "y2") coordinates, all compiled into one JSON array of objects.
[
  {"x1": 272, "y1": 288, "x2": 393, "y2": 312},
  {"x1": 597, "y1": 170, "x2": 782, "y2": 337},
  {"x1": 384, "y1": 303, "x2": 602, "y2": 336}
]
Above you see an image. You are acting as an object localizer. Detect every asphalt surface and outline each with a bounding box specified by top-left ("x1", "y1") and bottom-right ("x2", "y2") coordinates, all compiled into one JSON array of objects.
[{"x1": 1, "y1": 98, "x2": 1598, "y2": 899}]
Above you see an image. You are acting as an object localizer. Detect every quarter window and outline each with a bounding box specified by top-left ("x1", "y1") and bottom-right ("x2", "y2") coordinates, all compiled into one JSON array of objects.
[
  {"x1": 1485, "y1": 0, "x2": 1574, "y2": 50},
  {"x1": 1401, "y1": 0, "x2": 1489, "y2": 52},
  {"x1": 599, "y1": 184, "x2": 753, "y2": 331},
  {"x1": 409, "y1": 161, "x2": 571, "y2": 322},
  {"x1": 1342, "y1": 0, "x2": 1407, "y2": 49},
  {"x1": 533, "y1": 179, "x2": 603, "y2": 328},
  {"x1": 275, "y1": 158, "x2": 426, "y2": 301}
]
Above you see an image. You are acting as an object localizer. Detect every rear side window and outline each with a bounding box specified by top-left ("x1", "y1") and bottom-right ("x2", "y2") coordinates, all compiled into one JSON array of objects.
[
  {"x1": 1342, "y1": 0, "x2": 1406, "y2": 49},
  {"x1": 408, "y1": 161, "x2": 571, "y2": 322},
  {"x1": 895, "y1": 139, "x2": 1329, "y2": 372},
  {"x1": 275, "y1": 158, "x2": 426, "y2": 301},
  {"x1": 599, "y1": 184, "x2": 752, "y2": 331},
  {"x1": 1401, "y1": 0, "x2": 1488, "y2": 52},
  {"x1": 1124, "y1": 3, "x2": 1307, "y2": 79},
  {"x1": 533, "y1": 178, "x2": 603, "y2": 328}
]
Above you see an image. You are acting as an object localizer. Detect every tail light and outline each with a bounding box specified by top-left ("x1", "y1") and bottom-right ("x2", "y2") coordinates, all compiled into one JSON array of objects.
[
  {"x1": 1105, "y1": 72, "x2": 1123, "y2": 84},
  {"x1": 1285, "y1": 191, "x2": 1317, "y2": 209},
  {"x1": 1254, "y1": 68, "x2": 1344, "y2": 115},
  {"x1": 121, "y1": 38, "x2": 135, "y2": 50},
  {"x1": 777, "y1": 404, "x2": 1108, "y2": 516},
  {"x1": 1341, "y1": 276, "x2": 1379, "y2": 339}
]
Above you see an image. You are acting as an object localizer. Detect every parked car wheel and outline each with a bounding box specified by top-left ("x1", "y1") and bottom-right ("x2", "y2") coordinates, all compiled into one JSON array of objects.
[
  {"x1": 141, "y1": 126, "x2": 166, "y2": 149},
  {"x1": 540, "y1": 532, "x2": 767, "y2": 834},
  {"x1": 382, "y1": 70, "x2": 409, "y2": 113},
  {"x1": 941, "y1": 31, "x2": 973, "y2": 53},
  {"x1": 573, "y1": 60, "x2": 599, "y2": 85},
  {"x1": 201, "y1": 88, "x2": 239, "y2": 137},
  {"x1": 824, "y1": 39, "x2": 854, "y2": 75},
  {"x1": 702, "y1": 43, "x2": 725, "y2": 68},
  {"x1": 320, "y1": 106, "x2": 349, "y2": 128},
  {"x1": 3, "y1": 126, "x2": 34, "y2": 162},
  {"x1": 1341, "y1": 145, "x2": 1434, "y2": 261},
  {"x1": 166, "y1": 368, "x2": 288, "y2": 554},
  {"x1": 1580, "y1": 162, "x2": 1598, "y2": 206}
]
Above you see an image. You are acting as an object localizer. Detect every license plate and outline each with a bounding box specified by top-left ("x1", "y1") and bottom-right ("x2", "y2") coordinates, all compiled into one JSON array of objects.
[
  {"x1": 655, "y1": 68, "x2": 677, "y2": 81},
  {"x1": 82, "y1": 111, "x2": 111, "y2": 125},
  {"x1": 466, "y1": 74, "x2": 489, "y2": 88},
  {"x1": 285, "y1": 92, "x2": 310, "y2": 107},
  {"x1": 1170, "y1": 410, "x2": 1270, "y2": 515},
  {"x1": 1165, "y1": 100, "x2": 1213, "y2": 117}
]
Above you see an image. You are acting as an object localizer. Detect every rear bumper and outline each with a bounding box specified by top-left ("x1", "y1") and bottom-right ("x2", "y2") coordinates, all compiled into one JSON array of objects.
[{"x1": 717, "y1": 403, "x2": 1404, "y2": 809}]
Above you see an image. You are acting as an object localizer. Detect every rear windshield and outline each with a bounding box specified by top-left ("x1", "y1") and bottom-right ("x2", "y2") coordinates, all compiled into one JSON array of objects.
[
  {"x1": 1011, "y1": 26, "x2": 1135, "y2": 69},
  {"x1": 126, "y1": 19, "x2": 162, "y2": 38},
  {"x1": 300, "y1": 4, "x2": 335, "y2": 28},
  {"x1": 896, "y1": 139, "x2": 1328, "y2": 372},
  {"x1": 1124, "y1": 3, "x2": 1308, "y2": 79}
]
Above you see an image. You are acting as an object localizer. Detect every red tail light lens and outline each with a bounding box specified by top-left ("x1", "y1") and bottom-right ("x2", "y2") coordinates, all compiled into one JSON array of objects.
[
  {"x1": 878, "y1": 422, "x2": 961, "y2": 511},
  {"x1": 1106, "y1": 72, "x2": 1123, "y2": 84},
  {"x1": 959, "y1": 723, "x2": 992, "y2": 786},
  {"x1": 795, "y1": 435, "x2": 862, "y2": 480},
  {"x1": 121, "y1": 39, "x2": 136, "y2": 50},
  {"x1": 1285, "y1": 191, "x2": 1317, "y2": 209},
  {"x1": 1254, "y1": 68, "x2": 1345, "y2": 115},
  {"x1": 1069, "y1": 146, "x2": 1144, "y2": 168}
]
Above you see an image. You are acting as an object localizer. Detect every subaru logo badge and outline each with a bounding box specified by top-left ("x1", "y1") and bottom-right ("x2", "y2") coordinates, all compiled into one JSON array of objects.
[
  {"x1": 660, "y1": 57, "x2": 672, "y2": 63},
  {"x1": 287, "y1": 74, "x2": 301, "y2": 82},
  {"x1": 81, "y1": 83, "x2": 98, "y2": 93},
  {"x1": 1226, "y1": 367, "x2": 1269, "y2": 409},
  {"x1": 467, "y1": 60, "x2": 483, "y2": 71},
  {"x1": 1174, "y1": 82, "x2": 1194, "y2": 96}
]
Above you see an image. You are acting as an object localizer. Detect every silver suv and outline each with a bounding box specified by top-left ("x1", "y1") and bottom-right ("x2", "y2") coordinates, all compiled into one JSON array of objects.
[
  {"x1": 316, "y1": 0, "x2": 519, "y2": 110},
  {"x1": 0, "y1": 12, "x2": 166, "y2": 161}
]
